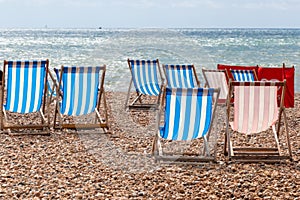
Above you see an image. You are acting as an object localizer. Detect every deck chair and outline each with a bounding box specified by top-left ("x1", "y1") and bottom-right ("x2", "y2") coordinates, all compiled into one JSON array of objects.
[
  {"x1": 163, "y1": 64, "x2": 200, "y2": 88},
  {"x1": 225, "y1": 80, "x2": 292, "y2": 162},
  {"x1": 230, "y1": 69, "x2": 258, "y2": 81},
  {"x1": 202, "y1": 69, "x2": 229, "y2": 105},
  {"x1": 53, "y1": 65, "x2": 109, "y2": 131},
  {"x1": 125, "y1": 59, "x2": 164, "y2": 110},
  {"x1": 0, "y1": 60, "x2": 50, "y2": 135},
  {"x1": 152, "y1": 87, "x2": 220, "y2": 164}
]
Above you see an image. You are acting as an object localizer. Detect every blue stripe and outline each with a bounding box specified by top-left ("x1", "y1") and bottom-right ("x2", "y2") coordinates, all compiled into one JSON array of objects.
[
  {"x1": 192, "y1": 91, "x2": 202, "y2": 139},
  {"x1": 243, "y1": 71, "x2": 248, "y2": 81},
  {"x1": 182, "y1": 65, "x2": 189, "y2": 87},
  {"x1": 161, "y1": 88, "x2": 172, "y2": 139},
  {"x1": 152, "y1": 61, "x2": 159, "y2": 92},
  {"x1": 148, "y1": 61, "x2": 159, "y2": 95},
  {"x1": 153, "y1": 83, "x2": 160, "y2": 95},
  {"x1": 248, "y1": 71, "x2": 255, "y2": 81},
  {"x1": 68, "y1": 67, "x2": 76, "y2": 115},
  {"x1": 138, "y1": 60, "x2": 144, "y2": 93},
  {"x1": 176, "y1": 65, "x2": 183, "y2": 88},
  {"x1": 202, "y1": 93, "x2": 213, "y2": 137},
  {"x1": 172, "y1": 89, "x2": 181, "y2": 140},
  {"x1": 12, "y1": 62, "x2": 21, "y2": 112},
  {"x1": 135, "y1": 61, "x2": 146, "y2": 94},
  {"x1": 92, "y1": 67, "x2": 100, "y2": 113},
  {"x1": 141, "y1": 60, "x2": 152, "y2": 95},
  {"x1": 131, "y1": 60, "x2": 140, "y2": 93}
]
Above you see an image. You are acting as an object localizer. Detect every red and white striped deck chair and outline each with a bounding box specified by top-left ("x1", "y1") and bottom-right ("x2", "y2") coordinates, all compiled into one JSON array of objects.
[{"x1": 225, "y1": 80, "x2": 292, "y2": 162}]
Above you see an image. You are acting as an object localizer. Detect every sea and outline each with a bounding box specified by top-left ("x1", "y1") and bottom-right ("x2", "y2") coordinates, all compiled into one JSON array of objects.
[{"x1": 0, "y1": 28, "x2": 299, "y2": 92}]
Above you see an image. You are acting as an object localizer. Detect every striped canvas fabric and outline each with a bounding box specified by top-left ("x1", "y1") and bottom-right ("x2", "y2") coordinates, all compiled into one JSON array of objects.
[
  {"x1": 203, "y1": 70, "x2": 228, "y2": 101},
  {"x1": 5, "y1": 61, "x2": 47, "y2": 113},
  {"x1": 231, "y1": 70, "x2": 255, "y2": 81},
  {"x1": 164, "y1": 65, "x2": 196, "y2": 88},
  {"x1": 130, "y1": 60, "x2": 160, "y2": 96},
  {"x1": 160, "y1": 88, "x2": 214, "y2": 141},
  {"x1": 60, "y1": 66, "x2": 101, "y2": 116},
  {"x1": 231, "y1": 82, "x2": 278, "y2": 134}
]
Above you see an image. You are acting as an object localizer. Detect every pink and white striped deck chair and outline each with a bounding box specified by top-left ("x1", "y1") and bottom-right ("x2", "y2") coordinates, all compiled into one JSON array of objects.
[
  {"x1": 202, "y1": 69, "x2": 229, "y2": 105},
  {"x1": 225, "y1": 80, "x2": 292, "y2": 162}
]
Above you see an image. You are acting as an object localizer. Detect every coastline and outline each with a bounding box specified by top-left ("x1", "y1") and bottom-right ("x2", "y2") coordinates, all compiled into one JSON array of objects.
[{"x1": 0, "y1": 91, "x2": 299, "y2": 199}]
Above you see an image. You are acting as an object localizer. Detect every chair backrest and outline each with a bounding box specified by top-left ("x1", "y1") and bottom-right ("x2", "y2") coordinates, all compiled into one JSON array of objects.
[
  {"x1": 163, "y1": 64, "x2": 199, "y2": 88},
  {"x1": 230, "y1": 69, "x2": 257, "y2": 81},
  {"x1": 160, "y1": 87, "x2": 219, "y2": 141},
  {"x1": 128, "y1": 59, "x2": 161, "y2": 96},
  {"x1": 202, "y1": 69, "x2": 228, "y2": 103},
  {"x1": 4, "y1": 60, "x2": 48, "y2": 113},
  {"x1": 229, "y1": 81, "x2": 285, "y2": 134},
  {"x1": 57, "y1": 66, "x2": 104, "y2": 116}
]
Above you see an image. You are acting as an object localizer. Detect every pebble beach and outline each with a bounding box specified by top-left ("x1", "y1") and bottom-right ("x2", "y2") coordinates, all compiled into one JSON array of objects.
[{"x1": 0, "y1": 91, "x2": 299, "y2": 199}]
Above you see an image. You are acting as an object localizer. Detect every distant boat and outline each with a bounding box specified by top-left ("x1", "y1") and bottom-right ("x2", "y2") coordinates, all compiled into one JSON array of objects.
[{"x1": 98, "y1": 27, "x2": 102, "y2": 29}]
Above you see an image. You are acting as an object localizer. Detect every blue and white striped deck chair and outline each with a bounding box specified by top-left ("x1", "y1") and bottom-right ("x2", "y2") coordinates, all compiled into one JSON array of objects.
[
  {"x1": 163, "y1": 64, "x2": 200, "y2": 88},
  {"x1": 152, "y1": 87, "x2": 220, "y2": 163},
  {"x1": 125, "y1": 59, "x2": 164, "y2": 110},
  {"x1": 53, "y1": 66, "x2": 109, "y2": 131},
  {"x1": 0, "y1": 60, "x2": 50, "y2": 134},
  {"x1": 230, "y1": 69, "x2": 258, "y2": 82}
]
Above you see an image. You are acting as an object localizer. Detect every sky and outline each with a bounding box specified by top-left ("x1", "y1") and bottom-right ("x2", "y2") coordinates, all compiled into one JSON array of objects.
[{"x1": 0, "y1": 0, "x2": 300, "y2": 28}]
